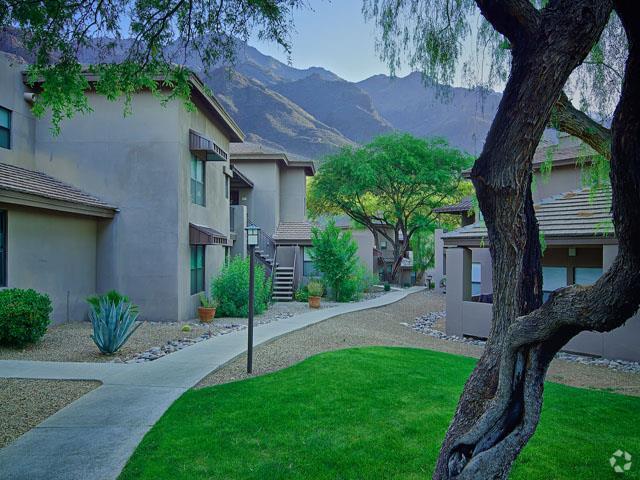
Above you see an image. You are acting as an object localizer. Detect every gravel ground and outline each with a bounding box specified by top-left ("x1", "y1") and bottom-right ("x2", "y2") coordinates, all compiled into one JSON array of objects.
[
  {"x1": 0, "y1": 379, "x2": 100, "y2": 448},
  {"x1": 197, "y1": 291, "x2": 640, "y2": 397},
  {"x1": 0, "y1": 298, "x2": 370, "y2": 363}
]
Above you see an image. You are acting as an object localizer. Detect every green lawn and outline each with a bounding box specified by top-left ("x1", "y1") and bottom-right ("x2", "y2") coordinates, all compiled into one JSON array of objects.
[{"x1": 120, "y1": 348, "x2": 640, "y2": 479}]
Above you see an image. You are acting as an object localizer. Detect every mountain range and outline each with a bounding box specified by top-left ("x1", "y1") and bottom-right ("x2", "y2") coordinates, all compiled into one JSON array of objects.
[{"x1": 0, "y1": 30, "x2": 503, "y2": 159}]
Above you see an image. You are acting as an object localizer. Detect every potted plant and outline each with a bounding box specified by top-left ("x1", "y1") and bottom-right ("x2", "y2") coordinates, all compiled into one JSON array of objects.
[
  {"x1": 307, "y1": 280, "x2": 324, "y2": 309},
  {"x1": 198, "y1": 293, "x2": 218, "y2": 323}
]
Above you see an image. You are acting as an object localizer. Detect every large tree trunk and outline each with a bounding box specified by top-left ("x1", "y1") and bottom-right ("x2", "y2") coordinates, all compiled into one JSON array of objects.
[{"x1": 433, "y1": 1, "x2": 624, "y2": 479}]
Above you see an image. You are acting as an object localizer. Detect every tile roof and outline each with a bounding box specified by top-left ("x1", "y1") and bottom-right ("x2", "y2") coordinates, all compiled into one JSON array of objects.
[
  {"x1": 434, "y1": 197, "x2": 473, "y2": 214},
  {"x1": 531, "y1": 142, "x2": 597, "y2": 165},
  {"x1": 443, "y1": 188, "x2": 613, "y2": 243},
  {"x1": 461, "y1": 138, "x2": 598, "y2": 178},
  {"x1": 272, "y1": 221, "x2": 315, "y2": 242},
  {"x1": 0, "y1": 162, "x2": 117, "y2": 211}
]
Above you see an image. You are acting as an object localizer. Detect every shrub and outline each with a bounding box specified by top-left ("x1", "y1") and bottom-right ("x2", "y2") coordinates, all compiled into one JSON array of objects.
[
  {"x1": 0, "y1": 288, "x2": 52, "y2": 347},
  {"x1": 356, "y1": 264, "x2": 379, "y2": 294},
  {"x1": 384, "y1": 282, "x2": 391, "y2": 292},
  {"x1": 88, "y1": 292, "x2": 141, "y2": 354},
  {"x1": 307, "y1": 280, "x2": 324, "y2": 297},
  {"x1": 294, "y1": 286, "x2": 309, "y2": 302},
  {"x1": 310, "y1": 220, "x2": 359, "y2": 302},
  {"x1": 212, "y1": 256, "x2": 270, "y2": 317}
]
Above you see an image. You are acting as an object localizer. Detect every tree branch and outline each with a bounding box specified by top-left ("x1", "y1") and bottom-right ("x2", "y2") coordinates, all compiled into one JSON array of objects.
[
  {"x1": 551, "y1": 91, "x2": 612, "y2": 159},
  {"x1": 474, "y1": 0, "x2": 540, "y2": 44}
]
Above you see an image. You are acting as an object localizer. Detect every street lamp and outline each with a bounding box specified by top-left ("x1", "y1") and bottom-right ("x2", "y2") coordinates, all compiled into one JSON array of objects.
[{"x1": 245, "y1": 223, "x2": 260, "y2": 373}]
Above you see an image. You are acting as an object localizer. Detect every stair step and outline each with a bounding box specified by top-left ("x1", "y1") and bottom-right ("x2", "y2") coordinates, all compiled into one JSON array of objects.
[{"x1": 276, "y1": 267, "x2": 294, "y2": 271}]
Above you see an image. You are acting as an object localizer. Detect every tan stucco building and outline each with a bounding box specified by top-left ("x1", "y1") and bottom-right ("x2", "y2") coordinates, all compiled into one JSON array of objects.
[
  {"x1": 434, "y1": 135, "x2": 640, "y2": 361},
  {"x1": 228, "y1": 143, "x2": 316, "y2": 300},
  {"x1": 0, "y1": 52, "x2": 244, "y2": 323}
]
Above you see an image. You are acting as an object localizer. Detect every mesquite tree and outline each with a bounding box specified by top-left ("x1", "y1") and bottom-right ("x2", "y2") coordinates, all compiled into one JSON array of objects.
[
  {"x1": 0, "y1": 0, "x2": 306, "y2": 132},
  {"x1": 308, "y1": 134, "x2": 471, "y2": 282},
  {"x1": 365, "y1": 1, "x2": 639, "y2": 479}
]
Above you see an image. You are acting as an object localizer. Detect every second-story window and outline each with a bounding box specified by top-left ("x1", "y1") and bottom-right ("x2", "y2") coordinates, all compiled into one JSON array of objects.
[
  {"x1": 190, "y1": 154, "x2": 205, "y2": 206},
  {"x1": 0, "y1": 106, "x2": 11, "y2": 149}
]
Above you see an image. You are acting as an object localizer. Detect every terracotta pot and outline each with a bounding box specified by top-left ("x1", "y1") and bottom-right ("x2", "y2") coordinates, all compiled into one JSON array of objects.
[
  {"x1": 198, "y1": 307, "x2": 216, "y2": 323},
  {"x1": 308, "y1": 296, "x2": 321, "y2": 309}
]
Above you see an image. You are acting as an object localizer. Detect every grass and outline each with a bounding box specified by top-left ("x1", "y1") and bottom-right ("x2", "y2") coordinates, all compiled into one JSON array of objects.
[{"x1": 120, "y1": 347, "x2": 640, "y2": 479}]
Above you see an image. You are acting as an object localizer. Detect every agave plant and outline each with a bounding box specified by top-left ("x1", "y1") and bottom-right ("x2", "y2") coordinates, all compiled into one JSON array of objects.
[{"x1": 88, "y1": 297, "x2": 141, "y2": 354}]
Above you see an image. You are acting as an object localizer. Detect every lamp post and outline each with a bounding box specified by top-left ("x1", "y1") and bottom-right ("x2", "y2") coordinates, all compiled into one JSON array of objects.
[{"x1": 245, "y1": 223, "x2": 260, "y2": 374}]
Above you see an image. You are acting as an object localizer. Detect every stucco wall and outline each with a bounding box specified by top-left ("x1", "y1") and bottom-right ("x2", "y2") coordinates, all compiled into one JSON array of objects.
[
  {"x1": 351, "y1": 229, "x2": 375, "y2": 273},
  {"x1": 533, "y1": 164, "x2": 583, "y2": 201},
  {"x1": 231, "y1": 162, "x2": 280, "y2": 235},
  {"x1": 33, "y1": 94, "x2": 183, "y2": 321},
  {"x1": 279, "y1": 168, "x2": 307, "y2": 222},
  {"x1": 177, "y1": 104, "x2": 231, "y2": 320},
  {"x1": 4, "y1": 205, "x2": 97, "y2": 324},
  {"x1": 0, "y1": 53, "x2": 37, "y2": 169},
  {"x1": 446, "y1": 244, "x2": 640, "y2": 361}
]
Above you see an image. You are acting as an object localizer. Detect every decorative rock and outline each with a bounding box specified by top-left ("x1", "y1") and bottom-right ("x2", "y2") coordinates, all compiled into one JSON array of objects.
[{"x1": 409, "y1": 312, "x2": 640, "y2": 374}]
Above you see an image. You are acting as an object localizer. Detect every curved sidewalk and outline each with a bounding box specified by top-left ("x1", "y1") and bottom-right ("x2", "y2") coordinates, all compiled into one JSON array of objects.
[{"x1": 0, "y1": 287, "x2": 425, "y2": 480}]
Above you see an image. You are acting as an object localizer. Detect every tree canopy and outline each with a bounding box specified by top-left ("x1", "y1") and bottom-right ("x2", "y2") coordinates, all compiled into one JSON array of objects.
[
  {"x1": 1, "y1": 0, "x2": 306, "y2": 132},
  {"x1": 363, "y1": 0, "x2": 625, "y2": 185},
  {"x1": 308, "y1": 133, "x2": 472, "y2": 281}
]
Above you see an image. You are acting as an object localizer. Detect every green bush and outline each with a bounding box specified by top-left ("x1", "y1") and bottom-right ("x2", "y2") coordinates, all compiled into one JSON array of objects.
[
  {"x1": 384, "y1": 282, "x2": 391, "y2": 292},
  {"x1": 294, "y1": 286, "x2": 309, "y2": 302},
  {"x1": 310, "y1": 220, "x2": 360, "y2": 302},
  {"x1": 212, "y1": 256, "x2": 270, "y2": 317},
  {"x1": 0, "y1": 288, "x2": 52, "y2": 347}
]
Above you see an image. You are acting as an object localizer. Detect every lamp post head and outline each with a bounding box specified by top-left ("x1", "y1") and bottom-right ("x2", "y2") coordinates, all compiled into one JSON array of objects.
[{"x1": 245, "y1": 223, "x2": 260, "y2": 247}]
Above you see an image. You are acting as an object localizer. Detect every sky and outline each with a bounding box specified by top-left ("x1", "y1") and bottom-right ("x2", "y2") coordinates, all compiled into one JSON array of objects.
[{"x1": 250, "y1": 1, "x2": 409, "y2": 83}]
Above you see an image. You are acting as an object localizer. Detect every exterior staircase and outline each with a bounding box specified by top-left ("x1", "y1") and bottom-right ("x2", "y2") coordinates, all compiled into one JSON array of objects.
[
  {"x1": 272, "y1": 266, "x2": 294, "y2": 301},
  {"x1": 254, "y1": 248, "x2": 275, "y2": 270}
]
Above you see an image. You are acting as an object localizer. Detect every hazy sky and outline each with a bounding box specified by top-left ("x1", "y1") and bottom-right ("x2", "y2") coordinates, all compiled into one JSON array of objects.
[{"x1": 250, "y1": 1, "x2": 408, "y2": 83}]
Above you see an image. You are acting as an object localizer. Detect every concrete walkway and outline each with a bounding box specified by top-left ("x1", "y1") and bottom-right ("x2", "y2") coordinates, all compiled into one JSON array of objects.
[{"x1": 0, "y1": 287, "x2": 424, "y2": 480}]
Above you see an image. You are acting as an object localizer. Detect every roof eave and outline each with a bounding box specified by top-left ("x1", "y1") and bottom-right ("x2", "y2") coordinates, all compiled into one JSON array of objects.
[{"x1": 0, "y1": 188, "x2": 117, "y2": 218}]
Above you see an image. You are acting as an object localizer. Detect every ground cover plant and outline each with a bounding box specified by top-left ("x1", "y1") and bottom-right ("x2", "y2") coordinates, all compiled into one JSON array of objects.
[{"x1": 119, "y1": 347, "x2": 640, "y2": 480}]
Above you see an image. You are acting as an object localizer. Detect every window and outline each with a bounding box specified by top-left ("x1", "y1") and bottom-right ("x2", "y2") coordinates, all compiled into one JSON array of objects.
[
  {"x1": 190, "y1": 245, "x2": 205, "y2": 294},
  {"x1": 0, "y1": 106, "x2": 10, "y2": 149},
  {"x1": 190, "y1": 154, "x2": 205, "y2": 206},
  {"x1": 575, "y1": 267, "x2": 602, "y2": 285},
  {"x1": 380, "y1": 240, "x2": 387, "y2": 250},
  {"x1": 471, "y1": 262, "x2": 482, "y2": 296},
  {"x1": 225, "y1": 176, "x2": 229, "y2": 200},
  {"x1": 542, "y1": 266, "x2": 567, "y2": 301},
  {"x1": 303, "y1": 247, "x2": 317, "y2": 277},
  {"x1": 0, "y1": 210, "x2": 6, "y2": 286}
]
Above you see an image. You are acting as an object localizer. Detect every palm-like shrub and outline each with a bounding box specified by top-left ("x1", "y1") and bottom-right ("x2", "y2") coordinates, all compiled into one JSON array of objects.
[{"x1": 88, "y1": 294, "x2": 140, "y2": 354}]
